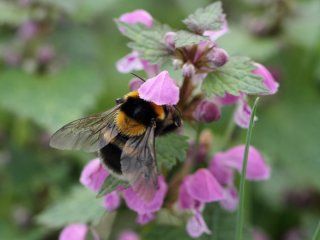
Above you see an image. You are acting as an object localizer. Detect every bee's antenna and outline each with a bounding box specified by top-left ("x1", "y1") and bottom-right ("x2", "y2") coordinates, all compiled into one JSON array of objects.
[
  {"x1": 173, "y1": 105, "x2": 182, "y2": 117},
  {"x1": 130, "y1": 73, "x2": 146, "y2": 82}
]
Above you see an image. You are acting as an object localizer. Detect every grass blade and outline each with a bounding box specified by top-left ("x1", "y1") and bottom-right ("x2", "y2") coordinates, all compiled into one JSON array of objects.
[{"x1": 235, "y1": 97, "x2": 260, "y2": 240}]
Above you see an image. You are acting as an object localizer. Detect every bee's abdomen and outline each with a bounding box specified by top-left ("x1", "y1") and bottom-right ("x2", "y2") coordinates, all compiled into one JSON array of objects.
[{"x1": 100, "y1": 143, "x2": 123, "y2": 175}]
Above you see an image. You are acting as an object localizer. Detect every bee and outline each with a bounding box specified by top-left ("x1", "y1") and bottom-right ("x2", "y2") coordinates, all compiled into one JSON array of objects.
[{"x1": 50, "y1": 91, "x2": 181, "y2": 201}]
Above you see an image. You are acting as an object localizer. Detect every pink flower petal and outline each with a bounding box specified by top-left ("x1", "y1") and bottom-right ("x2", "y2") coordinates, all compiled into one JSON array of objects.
[
  {"x1": 215, "y1": 93, "x2": 241, "y2": 106},
  {"x1": 116, "y1": 51, "x2": 144, "y2": 73},
  {"x1": 234, "y1": 98, "x2": 257, "y2": 129},
  {"x1": 217, "y1": 145, "x2": 271, "y2": 181},
  {"x1": 118, "y1": 230, "x2": 140, "y2": 240},
  {"x1": 253, "y1": 63, "x2": 279, "y2": 95},
  {"x1": 185, "y1": 169, "x2": 225, "y2": 203},
  {"x1": 209, "y1": 155, "x2": 234, "y2": 186},
  {"x1": 220, "y1": 186, "x2": 239, "y2": 212},
  {"x1": 186, "y1": 212, "x2": 211, "y2": 238},
  {"x1": 79, "y1": 158, "x2": 109, "y2": 193},
  {"x1": 122, "y1": 176, "x2": 168, "y2": 215},
  {"x1": 59, "y1": 224, "x2": 88, "y2": 240},
  {"x1": 140, "y1": 59, "x2": 160, "y2": 77},
  {"x1": 103, "y1": 191, "x2": 121, "y2": 211},
  {"x1": 178, "y1": 180, "x2": 195, "y2": 210},
  {"x1": 136, "y1": 212, "x2": 155, "y2": 225},
  {"x1": 203, "y1": 18, "x2": 228, "y2": 41},
  {"x1": 138, "y1": 71, "x2": 179, "y2": 105},
  {"x1": 119, "y1": 9, "x2": 153, "y2": 29}
]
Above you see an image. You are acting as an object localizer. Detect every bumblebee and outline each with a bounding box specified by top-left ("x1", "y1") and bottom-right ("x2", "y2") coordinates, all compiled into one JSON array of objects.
[{"x1": 50, "y1": 91, "x2": 181, "y2": 201}]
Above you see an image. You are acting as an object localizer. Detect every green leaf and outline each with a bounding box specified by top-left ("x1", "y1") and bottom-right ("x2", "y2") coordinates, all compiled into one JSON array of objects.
[
  {"x1": 202, "y1": 56, "x2": 268, "y2": 96},
  {"x1": 116, "y1": 20, "x2": 172, "y2": 64},
  {"x1": 175, "y1": 30, "x2": 209, "y2": 48},
  {"x1": 156, "y1": 134, "x2": 189, "y2": 170},
  {"x1": 37, "y1": 186, "x2": 103, "y2": 228},
  {"x1": 97, "y1": 175, "x2": 129, "y2": 198},
  {"x1": 0, "y1": 65, "x2": 104, "y2": 132},
  {"x1": 182, "y1": 1, "x2": 224, "y2": 33}
]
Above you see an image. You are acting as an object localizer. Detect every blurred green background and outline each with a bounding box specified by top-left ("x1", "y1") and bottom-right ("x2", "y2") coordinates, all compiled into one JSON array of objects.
[{"x1": 0, "y1": 0, "x2": 319, "y2": 239}]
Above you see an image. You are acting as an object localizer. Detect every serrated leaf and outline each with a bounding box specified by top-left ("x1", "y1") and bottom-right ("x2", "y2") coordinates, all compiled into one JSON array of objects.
[
  {"x1": 37, "y1": 186, "x2": 103, "y2": 228},
  {"x1": 202, "y1": 56, "x2": 268, "y2": 96},
  {"x1": 156, "y1": 134, "x2": 189, "y2": 170},
  {"x1": 175, "y1": 30, "x2": 209, "y2": 48},
  {"x1": 183, "y1": 2, "x2": 224, "y2": 33},
  {"x1": 115, "y1": 20, "x2": 172, "y2": 64},
  {"x1": 0, "y1": 65, "x2": 103, "y2": 132},
  {"x1": 97, "y1": 175, "x2": 129, "y2": 198}
]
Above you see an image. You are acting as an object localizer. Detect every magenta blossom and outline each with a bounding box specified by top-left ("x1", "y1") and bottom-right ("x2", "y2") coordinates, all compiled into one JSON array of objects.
[
  {"x1": 253, "y1": 63, "x2": 279, "y2": 95},
  {"x1": 178, "y1": 169, "x2": 224, "y2": 238},
  {"x1": 234, "y1": 97, "x2": 257, "y2": 129},
  {"x1": 209, "y1": 145, "x2": 270, "y2": 211},
  {"x1": 59, "y1": 224, "x2": 99, "y2": 240},
  {"x1": 138, "y1": 71, "x2": 179, "y2": 105},
  {"x1": 118, "y1": 230, "x2": 140, "y2": 240},
  {"x1": 80, "y1": 158, "x2": 108, "y2": 193},
  {"x1": 118, "y1": 9, "x2": 153, "y2": 30},
  {"x1": 129, "y1": 78, "x2": 144, "y2": 91},
  {"x1": 103, "y1": 191, "x2": 121, "y2": 211},
  {"x1": 122, "y1": 176, "x2": 168, "y2": 224}
]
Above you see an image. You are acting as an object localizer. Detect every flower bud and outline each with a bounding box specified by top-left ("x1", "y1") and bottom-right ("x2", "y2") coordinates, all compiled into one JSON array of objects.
[
  {"x1": 172, "y1": 58, "x2": 183, "y2": 69},
  {"x1": 194, "y1": 100, "x2": 221, "y2": 123},
  {"x1": 129, "y1": 78, "x2": 144, "y2": 91},
  {"x1": 206, "y1": 47, "x2": 229, "y2": 68},
  {"x1": 182, "y1": 62, "x2": 196, "y2": 78},
  {"x1": 164, "y1": 31, "x2": 176, "y2": 50}
]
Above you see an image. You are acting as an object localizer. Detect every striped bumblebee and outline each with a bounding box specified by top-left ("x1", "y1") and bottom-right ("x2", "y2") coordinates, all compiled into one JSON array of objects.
[{"x1": 50, "y1": 91, "x2": 181, "y2": 201}]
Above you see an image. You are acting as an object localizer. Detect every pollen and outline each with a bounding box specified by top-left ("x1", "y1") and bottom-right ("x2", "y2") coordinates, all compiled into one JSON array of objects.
[{"x1": 115, "y1": 111, "x2": 146, "y2": 137}]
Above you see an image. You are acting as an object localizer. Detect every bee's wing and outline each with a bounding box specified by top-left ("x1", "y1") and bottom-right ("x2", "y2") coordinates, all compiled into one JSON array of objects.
[
  {"x1": 49, "y1": 105, "x2": 120, "y2": 152},
  {"x1": 120, "y1": 124, "x2": 158, "y2": 202}
]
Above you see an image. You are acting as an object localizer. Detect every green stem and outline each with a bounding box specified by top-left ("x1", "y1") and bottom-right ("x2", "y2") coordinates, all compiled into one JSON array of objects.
[
  {"x1": 312, "y1": 221, "x2": 320, "y2": 240},
  {"x1": 235, "y1": 98, "x2": 260, "y2": 240}
]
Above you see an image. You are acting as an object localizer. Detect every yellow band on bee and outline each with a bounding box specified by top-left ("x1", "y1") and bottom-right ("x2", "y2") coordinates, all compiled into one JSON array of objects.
[{"x1": 115, "y1": 111, "x2": 146, "y2": 137}]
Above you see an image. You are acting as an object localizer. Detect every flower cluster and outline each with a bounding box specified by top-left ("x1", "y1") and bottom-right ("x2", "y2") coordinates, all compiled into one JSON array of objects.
[{"x1": 58, "y1": 3, "x2": 279, "y2": 239}]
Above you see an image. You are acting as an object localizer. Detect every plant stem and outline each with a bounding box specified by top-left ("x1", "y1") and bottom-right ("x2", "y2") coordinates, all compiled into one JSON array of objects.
[
  {"x1": 312, "y1": 221, "x2": 320, "y2": 240},
  {"x1": 235, "y1": 98, "x2": 260, "y2": 240}
]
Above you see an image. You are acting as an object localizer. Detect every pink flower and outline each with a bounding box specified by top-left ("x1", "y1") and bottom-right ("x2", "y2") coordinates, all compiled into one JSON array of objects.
[
  {"x1": 136, "y1": 212, "x2": 155, "y2": 225},
  {"x1": 193, "y1": 100, "x2": 221, "y2": 123},
  {"x1": 118, "y1": 9, "x2": 153, "y2": 30},
  {"x1": 186, "y1": 212, "x2": 211, "y2": 238},
  {"x1": 138, "y1": 71, "x2": 179, "y2": 105},
  {"x1": 122, "y1": 176, "x2": 168, "y2": 224},
  {"x1": 129, "y1": 78, "x2": 144, "y2": 91},
  {"x1": 211, "y1": 145, "x2": 271, "y2": 181},
  {"x1": 17, "y1": 21, "x2": 38, "y2": 40},
  {"x1": 215, "y1": 93, "x2": 241, "y2": 106},
  {"x1": 220, "y1": 186, "x2": 239, "y2": 212},
  {"x1": 203, "y1": 17, "x2": 229, "y2": 41},
  {"x1": 59, "y1": 224, "x2": 99, "y2": 240},
  {"x1": 253, "y1": 63, "x2": 279, "y2": 95},
  {"x1": 184, "y1": 169, "x2": 225, "y2": 203},
  {"x1": 103, "y1": 191, "x2": 121, "y2": 211},
  {"x1": 116, "y1": 51, "x2": 144, "y2": 73},
  {"x1": 118, "y1": 230, "x2": 140, "y2": 240},
  {"x1": 79, "y1": 158, "x2": 108, "y2": 193},
  {"x1": 234, "y1": 98, "x2": 257, "y2": 129}
]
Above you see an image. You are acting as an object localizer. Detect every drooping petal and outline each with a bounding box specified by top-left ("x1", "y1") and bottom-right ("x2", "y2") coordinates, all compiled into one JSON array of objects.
[
  {"x1": 215, "y1": 93, "x2": 241, "y2": 106},
  {"x1": 119, "y1": 9, "x2": 153, "y2": 29},
  {"x1": 253, "y1": 63, "x2": 279, "y2": 95},
  {"x1": 185, "y1": 169, "x2": 225, "y2": 203},
  {"x1": 140, "y1": 59, "x2": 160, "y2": 77},
  {"x1": 118, "y1": 230, "x2": 140, "y2": 240},
  {"x1": 116, "y1": 51, "x2": 144, "y2": 73},
  {"x1": 217, "y1": 145, "x2": 271, "y2": 181},
  {"x1": 122, "y1": 176, "x2": 168, "y2": 215},
  {"x1": 59, "y1": 224, "x2": 88, "y2": 240},
  {"x1": 136, "y1": 212, "x2": 155, "y2": 225},
  {"x1": 129, "y1": 78, "x2": 144, "y2": 91},
  {"x1": 103, "y1": 191, "x2": 121, "y2": 211},
  {"x1": 178, "y1": 180, "x2": 195, "y2": 210},
  {"x1": 234, "y1": 98, "x2": 257, "y2": 129},
  {"x1": 138, "y1": 71, "x2": 179, "y2": 105},
  {"x1": 203, "y1": 18, "x2": 228, "y2": 41},
  {"x1": 220, "y1": 186, "x2": 239, "y2": 212},
  {"x1": 80, "y1": 158, "x2": 109, "y2": 193},
  {"x1": 186, "y1": 212, "x2": 211, "y2": 238},
  {"x1": 209, "y1": 155, "x2": 234, "y2": 186}
]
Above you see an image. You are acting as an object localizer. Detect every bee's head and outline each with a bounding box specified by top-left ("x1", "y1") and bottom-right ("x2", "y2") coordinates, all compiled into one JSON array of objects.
[{"x1": 165, "y1": 105, "x2": 182, "y2": 127}]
